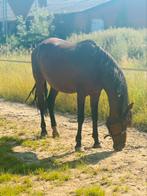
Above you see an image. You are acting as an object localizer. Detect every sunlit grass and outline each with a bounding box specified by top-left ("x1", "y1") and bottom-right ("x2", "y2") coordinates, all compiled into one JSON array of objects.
[
  {"x1": 36, "y1": 168, "x2": 70, "y2": 182},
  {"x1": 0, "y1": 28, "x2": 147, "y2": 131},
  {"x1": 0, "y1": 59, "x2": 146, "y2": 131},
  {"x1": 0, "y1": 173, "x2": 18, "y2": 183},
  {"x1": 75, "y1": 184, "x2": 105, "y2": 196},
  {"x1": 69, "y1": 28, "x2": 147, "y2": 65},
  {"x1": 0, "y1": 184, "x2": 29, "y2": 196},
  {"x1": 0, "y1": 61, "x2": 33, "y2": 102},
  {"x1": 125, "y1": 71, "x2": 147, "y2": 131},
  {"x1": 22, "y1": 139, "x2": 50, "y2": 150},
  {"x1": 113, "y1": 185, "x2": 129, "y2": 193}
]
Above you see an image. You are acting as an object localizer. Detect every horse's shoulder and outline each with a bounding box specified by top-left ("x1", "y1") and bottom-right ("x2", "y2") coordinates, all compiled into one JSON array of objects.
[{"x1": 77, "y1": 39, "x2": 97, "y2": 47}]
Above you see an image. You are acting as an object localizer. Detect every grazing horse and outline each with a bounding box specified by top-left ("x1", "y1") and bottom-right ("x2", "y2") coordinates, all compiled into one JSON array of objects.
[{"x1": 29, "y1": 38, "x2": 133, "y2": 151}]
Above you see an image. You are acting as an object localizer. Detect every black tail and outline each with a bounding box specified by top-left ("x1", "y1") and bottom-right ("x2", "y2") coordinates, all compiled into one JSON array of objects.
[
  {"x1": 25, "y1": 84, "x2": 36, "y2": 103},
  {"x1": 25, "y1": 82, "x2": 49, "y2": 115}
]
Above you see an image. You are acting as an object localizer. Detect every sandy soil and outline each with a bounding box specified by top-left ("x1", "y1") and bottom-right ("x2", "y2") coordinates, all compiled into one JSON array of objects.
[{"x1": 0, "y1": 99, "x2": 146, "y2": 196}]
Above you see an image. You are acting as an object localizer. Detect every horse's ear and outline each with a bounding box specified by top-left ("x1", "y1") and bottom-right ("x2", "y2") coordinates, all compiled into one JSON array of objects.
[{"x1": 128, "y1": 102, "x2": 134, "y2": 111}]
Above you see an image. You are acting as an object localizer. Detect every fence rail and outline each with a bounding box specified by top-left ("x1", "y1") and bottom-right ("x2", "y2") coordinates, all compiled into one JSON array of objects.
[
  {"x1": 0, "y1": 59, "x2": 147, "y2": 72},
  {"x1": 0, "y1": 59, "x2": 31, "y2": 64}
]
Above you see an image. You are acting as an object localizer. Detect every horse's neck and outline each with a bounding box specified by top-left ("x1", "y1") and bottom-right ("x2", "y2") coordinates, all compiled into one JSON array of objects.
[
  {"x1": 106, "y1": 89, "x2": 121, "y2": 118},
  {"x1": 97, "y1": 47, "x2": 128, "y2": 119},
  {"x1": 103, "y1": 70, "x2": 125, "y2": 119}
]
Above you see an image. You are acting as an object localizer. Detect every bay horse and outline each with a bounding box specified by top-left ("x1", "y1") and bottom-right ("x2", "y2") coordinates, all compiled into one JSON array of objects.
[{"x1": 29, "y1": 38, "x2": 133, "y2": 151}]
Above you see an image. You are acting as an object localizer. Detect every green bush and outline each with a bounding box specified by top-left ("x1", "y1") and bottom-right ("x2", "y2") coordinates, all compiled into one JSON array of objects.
[
  {"x1": 76, "y1": 185, "x2": 105, "y2": 196},
  {"x1": 17, "y1": 8, "x2": 54, "y2": 48},
  {"x1": 69, "y1": 28, "x2": 147, "y2": 66},
  {"x1": 0, "y1": 7, "x2": 54, "y2": 49}
]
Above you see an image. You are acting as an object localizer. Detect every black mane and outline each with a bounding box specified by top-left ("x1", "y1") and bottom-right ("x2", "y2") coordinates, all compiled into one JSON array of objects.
[{"x1": 95, "y1": 44, "x2": 129, "y2": 116}]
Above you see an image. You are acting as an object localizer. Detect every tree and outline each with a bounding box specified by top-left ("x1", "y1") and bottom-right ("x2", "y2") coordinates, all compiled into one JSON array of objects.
[{"x1": 16, "y1": 7, "x2": 54, "y2": 48}]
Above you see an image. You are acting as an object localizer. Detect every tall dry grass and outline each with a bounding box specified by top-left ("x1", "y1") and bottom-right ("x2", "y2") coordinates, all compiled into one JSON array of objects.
[{"x1": 0, "y1": 28, "x2": 146, "y2": 131}]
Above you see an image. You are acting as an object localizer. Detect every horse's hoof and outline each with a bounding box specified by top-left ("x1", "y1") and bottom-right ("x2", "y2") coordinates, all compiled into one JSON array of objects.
[
  {"x1": 40, "y1": 131, "x2": 48, "y2": 138},
  {"x1": 75, "y1": 145, "x2": 82, "y2": 152},
  {"x1": 52, "y1": 127, "x2": 60, "y2": 138},
  {"x1": 93, "y1": 143, "x2": 101, "y2": 148},
  {"x1": 52, "y1": 131, "x2": 60, "y2": 138}
]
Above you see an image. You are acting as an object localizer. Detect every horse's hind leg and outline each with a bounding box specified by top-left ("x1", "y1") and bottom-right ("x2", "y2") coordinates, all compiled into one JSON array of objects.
[
  {"x1": 47, "y1": 87, "x2": 59, "y2": 138},
  {"x1": 75, "y1": 92, "x2": 86, "y2": 151},
  {"x1": 36, "y1": 81, "x2": 47, "y2": 137},
  {"x1": 90, "y1": 92, "x2": 101, "y2": 148}
]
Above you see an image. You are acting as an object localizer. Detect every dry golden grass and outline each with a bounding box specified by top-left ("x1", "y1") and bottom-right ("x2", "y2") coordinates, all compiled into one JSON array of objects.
[
  {"x1": 0, "y1": 28, "x2": 147, "y2": 131},
  {"x1": 0, "y1": 58, "x2": 146, "y2": 131}
]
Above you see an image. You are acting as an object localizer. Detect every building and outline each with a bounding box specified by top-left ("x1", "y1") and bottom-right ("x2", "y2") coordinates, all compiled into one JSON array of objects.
[
  {"x1": 53, "y1": 0, "x2": 147, "y2": 38},
  {"x1": 0, "y1": 0, "x2": 147, "y2": 38},
  {"x1": 0, "y1": 0, "x2": 40, "y2": 36}
]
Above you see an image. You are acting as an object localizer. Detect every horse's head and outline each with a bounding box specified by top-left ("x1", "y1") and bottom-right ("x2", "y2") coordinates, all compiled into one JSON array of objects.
[{"x1": 106, "y1": 103, "x2": 134, "y2": 151}]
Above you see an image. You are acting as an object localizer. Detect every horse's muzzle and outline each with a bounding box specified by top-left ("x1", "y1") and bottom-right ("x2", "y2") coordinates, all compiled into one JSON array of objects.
[{"x1": 113, "y1": 143, "x2": 125, "y2": 151}]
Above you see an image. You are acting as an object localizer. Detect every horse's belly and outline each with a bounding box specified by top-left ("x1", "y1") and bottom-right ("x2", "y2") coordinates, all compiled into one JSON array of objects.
[
  {"x1": 51, "y1": 82, "x2": 76, "y2": 93},
  {"x1": 41, "y1": 64, "x2": 77, "y2": 93},
  {"x1": 41, "y1": 63, "x2": 98, "y2": 94},
  {"x1": 45, "y1": 76, "x2": 76, "y2": 93}
]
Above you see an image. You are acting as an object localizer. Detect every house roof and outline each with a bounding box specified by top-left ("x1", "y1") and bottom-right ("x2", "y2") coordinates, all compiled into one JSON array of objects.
[
  {"x1": 8, "y1": 0, "x2": 34, "y2": 18},
  {"x1": 0, "y1": 0, "x2": 36, "y2": 21},
  {"x1": 0, "y1": 0, "x2": 16, "y2": 21},
  {"x1": 0, "y1": 0, "x2": 112, "y2": 21},
  {"x1": 46, "y1": 0, "x2": 112, "y2": 14}
]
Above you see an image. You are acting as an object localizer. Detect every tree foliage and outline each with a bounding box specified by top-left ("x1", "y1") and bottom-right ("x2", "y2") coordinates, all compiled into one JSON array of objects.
[{"x1": 7, "y1": 8, "x2": 54, "y2": 49}]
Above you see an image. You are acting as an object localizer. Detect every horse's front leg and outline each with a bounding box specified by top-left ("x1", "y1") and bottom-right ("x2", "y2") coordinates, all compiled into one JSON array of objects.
[
  {"x1": 47, "y1": 87, "x2": 59, "y2": 138},
  {"x1": 90, "y1": 92, "x2": 101, "y2": 148},
  {"x1": 75, "y1": 92, "x2": 86, "y2": 151}
]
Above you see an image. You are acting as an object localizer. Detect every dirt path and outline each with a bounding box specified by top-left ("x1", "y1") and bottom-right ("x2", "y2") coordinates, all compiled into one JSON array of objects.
[{"x1": 0, "y1": 99, "x2": 146, "y2": 196}]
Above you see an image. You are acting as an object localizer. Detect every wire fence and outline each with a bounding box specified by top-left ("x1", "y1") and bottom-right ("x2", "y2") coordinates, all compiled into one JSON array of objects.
[{"x1": 0, "y1": 59, "x2": 147, "y2": 72}]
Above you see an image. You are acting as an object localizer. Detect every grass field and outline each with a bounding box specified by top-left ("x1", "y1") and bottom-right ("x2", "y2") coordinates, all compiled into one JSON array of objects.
[
  {"x1": 0, "y1": 28, "x2": 147, "y2": 131},
  {"x1": 0, "y1": 100, "x2": 146, "y2": 195}
]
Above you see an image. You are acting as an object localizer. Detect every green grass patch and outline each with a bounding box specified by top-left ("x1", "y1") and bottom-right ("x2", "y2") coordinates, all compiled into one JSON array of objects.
[
  {"x1": 0, "y1": 184, "x2": 44, "y2": 196},
  {"x1": 0, "y1": 136, "x2": 72, "y2": 175},
  {"x1": 100, "y1": 176, "x2": 112, "y2": 186},
  {"x1": 36, "y1": 168, "x2": 70, "y2": 182},
  {"x1": 0, "y1": 136, "x2": 45, "y2": 174},
  {"x1": 76, "y1": 184, "x2": 105, "y2": 196},
  {"x1": 113, "y1": 185, "x2": 129, "y2": 193},
  {"x1": 22, "y1": 139, "x2": 49, "y2": 150},
  {"x1": 0, "y1": 184, "x2": 29, "y2": 196},
  {"x1": 0, "y1": 177, "x2": 41, "y2": 196},
  {"x1": 0, "y1": 173, "x2": 19, "y2": 183}
]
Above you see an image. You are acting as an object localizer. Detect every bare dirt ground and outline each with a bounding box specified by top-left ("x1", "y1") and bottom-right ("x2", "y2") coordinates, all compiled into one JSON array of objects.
[{"x1": 0, "y1": 99, "x2": 147, "y2": 196}]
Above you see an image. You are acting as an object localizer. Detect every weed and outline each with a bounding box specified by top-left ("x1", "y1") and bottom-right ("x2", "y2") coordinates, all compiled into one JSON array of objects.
[{"x1": 76, "y1": 184, "x2": 105, "y2": 196}]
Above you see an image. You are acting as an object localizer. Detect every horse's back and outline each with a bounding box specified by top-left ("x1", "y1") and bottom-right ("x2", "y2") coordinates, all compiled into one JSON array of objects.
[{"x1": 31, "y1": 38, "x2": 119, "y2": 94}]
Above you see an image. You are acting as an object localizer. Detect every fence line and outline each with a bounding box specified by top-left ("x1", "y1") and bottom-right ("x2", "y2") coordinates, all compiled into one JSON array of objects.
[
  {"x1": 0, "y1": 59, "x2": 31, "y2": 64},
  {"x1": 0, "y1": 59, "x2": 147, "y2": 72},
  {"x1": 121, "y1": 67, "x2": 147, "y2": 72}
]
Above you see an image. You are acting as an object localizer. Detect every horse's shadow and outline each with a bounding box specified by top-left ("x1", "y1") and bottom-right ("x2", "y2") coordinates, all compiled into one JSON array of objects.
[{"x1": 0, "y1": 136, "x2": 113, "y2": 175}]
